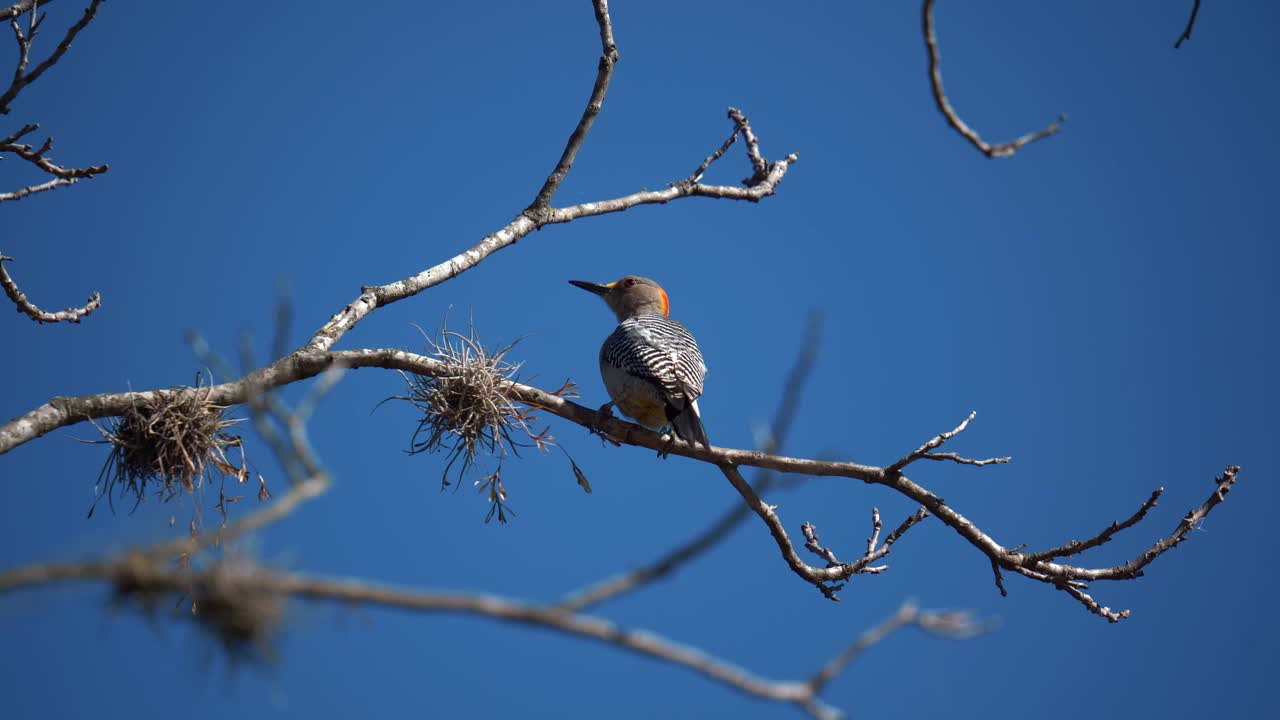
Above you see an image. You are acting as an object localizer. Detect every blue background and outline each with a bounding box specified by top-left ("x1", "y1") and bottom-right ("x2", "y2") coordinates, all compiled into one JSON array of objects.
[{"x1": 2, "y1": 1, "x2": 1276, "y2": 718}]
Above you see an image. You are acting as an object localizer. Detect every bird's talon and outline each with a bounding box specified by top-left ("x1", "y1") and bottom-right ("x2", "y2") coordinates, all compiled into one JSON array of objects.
[
  {"x1": 587, "y1": 402, "x2": 621, "y2": 446},
  {"x1": 657, "y1": 430, "x2": 676, "y2": 459}
]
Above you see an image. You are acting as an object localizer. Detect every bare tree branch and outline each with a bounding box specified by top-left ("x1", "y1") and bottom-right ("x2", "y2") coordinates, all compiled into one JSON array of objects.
[
  {"x1": 0, "y1": 345, "x2": 1241, "y2": 620},
  {"x1": 718, "y1": 463, "x2": 929, "y2": 600},
  {"x1": 0, "y1": 1, "x2": 58, "y2": 24},
  {"x1": 305, "y1": 109, "x2": 794, "y2": 355},
  {"x1": 0, "y1": 0, "x2": 1237, "y2": 629},
  {"x1": 1175, "y1": 0, "x2": 1202, "y2": 49},
  {"x1": 0, "y1": 122, "x2": 107, "y2": 177},
  {"x1": 0, "y1": 0, "x2": 101, "y2": 114},
  {"x1": 0, "y1": 2, "x2": 108, "y2": 320},
  {"x1": 0, "y1": 0, "x2": 101, "y2": 113},
  {"x1": 0, "y1": 252, "x2": 99, "y2": 322},
  {"x1": 1, "y1": 310, "x2": 982, "y2": 720},
  {"x1": 922, "y1": 0, "x2": 1064, "y2": 158},
  {"x1": 0, "y1": 6, "x2": 110, "y2": 203}
]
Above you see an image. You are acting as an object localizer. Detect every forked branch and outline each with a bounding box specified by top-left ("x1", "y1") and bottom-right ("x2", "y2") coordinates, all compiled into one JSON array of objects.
[
  {"x1": 0, "y1": 122, "x2": 108, "y2": 202},
  {"x1": 0, "y1": 0, "x2": 103, "y2": 114}
]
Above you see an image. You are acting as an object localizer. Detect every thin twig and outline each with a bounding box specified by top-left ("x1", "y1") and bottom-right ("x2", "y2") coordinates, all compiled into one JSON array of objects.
[
  {"x1": 888, "y1": 410, "x2": 988, "y2": 473},
  {"x1": 1024, "y1": 488, "x2": 1163, "y2": 563},
  {"x1": 1174, "y1": 0, "x2": 1202, "y2": 49},
  {"x1": 0, "y1": 253, "x2": 100, "y2": 323},
  {"x1": 920, "y1": 451, "x2": 1010, "y2": 467},
  {"x1": 922, "y1": 0, "x2": 1064, "y2": 158}
]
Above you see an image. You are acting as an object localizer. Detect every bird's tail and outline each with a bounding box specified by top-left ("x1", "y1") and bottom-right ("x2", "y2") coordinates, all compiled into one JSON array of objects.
[{"x1": 669, "y1": 398, "x2": 710, "y2": 448}]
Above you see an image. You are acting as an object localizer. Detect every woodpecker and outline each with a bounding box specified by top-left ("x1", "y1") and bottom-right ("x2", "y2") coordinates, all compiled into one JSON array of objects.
[{"x1": 569, "y1": 275, "x2": 710, "y2": 452}]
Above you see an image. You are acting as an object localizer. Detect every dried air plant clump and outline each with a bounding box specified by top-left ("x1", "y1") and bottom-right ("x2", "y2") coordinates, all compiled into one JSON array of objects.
[
  {"x1": 114, "y1": 555, "x2": 284, "y2": 661},
  {"x1": 92, "y1": 378, "x2": 251, "y2": 514},
  {"x1": 393, "y1": 320, "x2": 556, "y2": 520}
]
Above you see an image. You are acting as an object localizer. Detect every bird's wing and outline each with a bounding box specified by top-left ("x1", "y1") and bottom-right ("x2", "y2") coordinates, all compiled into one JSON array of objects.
[{"x1": 603, "y1": 315, "x2": 706, "y2": 403}]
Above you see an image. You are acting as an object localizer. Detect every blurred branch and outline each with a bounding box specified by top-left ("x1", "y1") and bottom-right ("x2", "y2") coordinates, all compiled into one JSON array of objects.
[
  {"x1": 0, "y1": 252, "x2": 99, "y2": 322},
  {"x1": 803, "y1": 602, "x2": 987, "y2": 700},
  {"x1": 0, "y1": 550, "x2": 982, "y2": 720},
  {"x1": 1175, "y1": 0, "x2": 1202, "y2": 49},
  {"x1": 558, "y1": 310, "x2": 822, "y2": 611},
  {"x1": 922, "y1": 0, "x2": 1064, "y2": 158}
]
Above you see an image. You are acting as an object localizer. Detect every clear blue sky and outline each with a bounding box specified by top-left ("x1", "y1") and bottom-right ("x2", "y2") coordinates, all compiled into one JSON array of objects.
[{"x1": 2, "y1": 1, "x2": 1276, "y2": 718}]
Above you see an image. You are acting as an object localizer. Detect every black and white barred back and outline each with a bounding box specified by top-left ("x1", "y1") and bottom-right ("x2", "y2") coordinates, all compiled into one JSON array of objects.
[{"x1": 599, "y1": 313, "x2": 709, "y2": 446}]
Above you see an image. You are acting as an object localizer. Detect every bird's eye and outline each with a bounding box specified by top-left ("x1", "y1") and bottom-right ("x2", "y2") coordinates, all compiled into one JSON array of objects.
[{"x1": 624, "y1": 278, "x2": 636, "y2": 287}]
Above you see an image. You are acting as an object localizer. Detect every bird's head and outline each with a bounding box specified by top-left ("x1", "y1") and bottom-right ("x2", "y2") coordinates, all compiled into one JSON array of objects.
[{"x1": 569, "y1": 275, "x2": 670, "y2": 322}]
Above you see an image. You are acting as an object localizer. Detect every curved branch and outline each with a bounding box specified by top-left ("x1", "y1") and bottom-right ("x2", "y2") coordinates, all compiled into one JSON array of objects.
[
  {"x1": 1175, "y1": 0, "x2": 1202, "y2": 49},
  {"x1": 922, "y1": 0, "x2": 1064, "y2": 158},
  {"x1": 0, "y1": 253, "x2": 100, "y2": 323}
]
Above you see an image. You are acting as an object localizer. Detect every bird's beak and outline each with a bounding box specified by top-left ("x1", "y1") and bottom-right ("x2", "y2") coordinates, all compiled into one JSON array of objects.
[{"x1": 569, "y1": 279, "x2": 611, "y2": 297}]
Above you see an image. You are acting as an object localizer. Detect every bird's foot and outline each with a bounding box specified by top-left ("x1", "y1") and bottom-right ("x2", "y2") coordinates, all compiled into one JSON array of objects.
[
  {"x1": 589, "y1": 402, "x2": 621, "y2": 447},
  {"x1": 656, "y1": 427, "x2": 676, "y2": 459}
]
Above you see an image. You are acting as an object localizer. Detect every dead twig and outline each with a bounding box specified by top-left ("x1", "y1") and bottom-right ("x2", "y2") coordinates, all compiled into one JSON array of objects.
[
  {"x1": 0, "y1": 253, "x2": 100, "y2": 322},
  {"x1": 922, "y1": 0, "x2": 1064, "y2": 158},
  {"x1": 1175, "y1": 0, "x2": 1202, "y2": 49}
]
